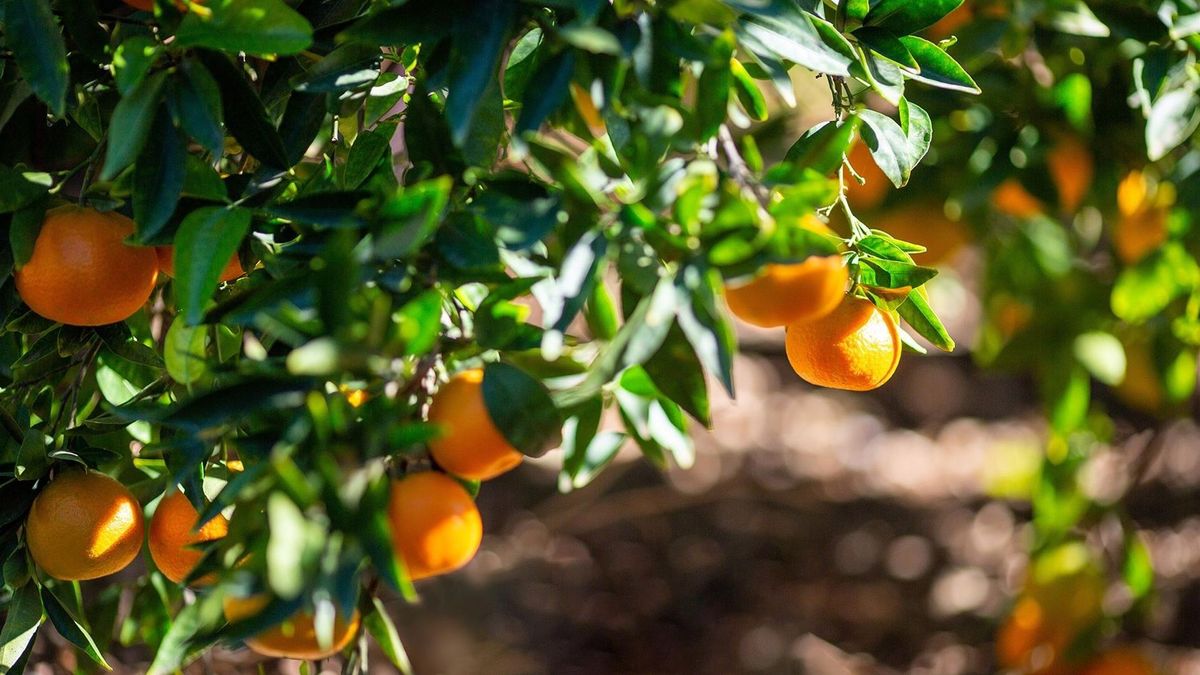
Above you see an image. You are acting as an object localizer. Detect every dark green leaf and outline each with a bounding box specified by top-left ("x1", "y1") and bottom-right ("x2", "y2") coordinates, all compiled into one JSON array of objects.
[
  {"x1": 113, "y1": 36, "x2": 160, "y2": 96},
  {"x1": 482, "y1": 361, "x2": 562, "y2": 457},
  {"x1": 4, "y1": 0, "x2": 69, "y2": 116},
  {"x1": 363, "y1": 596, "x2": 414, "y2": 674},
  {"x1": 854, "y1": 27, "x2": 917, "y2": 69},
  {"x1": 9, "y1": 197, "x2": 46, "y2": 265},
  {"x1": 101, "y1": 72, "x2": 168, "y2": 180},
  {"x1": 0, "y1": 584, "x2": 42, "y2": 670},
  {"x1": 174, "y1": 206, "x2": 252, "y2": 325},
  {"x1": 175, "y1": 0, "x2": 314, "y2": 56},
  {"x1": 858, "y1": 109, "x2": 911, "y2": 188},
  {"x1": 897, "y1": 36, "x2": 981, "y2": 94},
  {"x1": 785, "y1": 118, "x2": 859, "y2": 174},
  {"x1": 132, "y1": 109, "x2": 188, "y2": 242},
  {"x1": 171, "y1": 61, "x2": 226, "y2": 156},
  {"x1": 899, "y1": 290, "x2": 955, "y2": 352},
  {"x1": 866, "y1": 0, "x2": 963, "y2": 35},
  {"x1": 196, "y1": 51, "x2": 290, "y2": 168},
  {"x1": 644, "y1": 325, "x2": 711, "y2": 426},
  {"x1": 675, "y1": 265, "x2": 735, "y2": 395},
  {"x1": 737, "y1": 10, "x2": 853, "y2": 77},
  {"x1": 515, "y1": 50, "x2": 575, "y2": 136},
  {"x1": 41, "y1": 588, "x2": 110, "y2": 669},
  {"x1": 445, "y1": 0, "x2": 514, "y2": 147}
]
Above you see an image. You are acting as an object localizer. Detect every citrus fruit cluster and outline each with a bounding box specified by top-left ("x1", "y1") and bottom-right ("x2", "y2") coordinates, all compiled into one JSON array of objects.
[
  {"x1": 22, "y1": 364, "x2": 519, "y2": 659},
  {"x1": 724, "y1": 216, "x2": 902, "y2": 392},
  {"x1": 14, "y1": 206, "x2": 243, "y2": 327}
]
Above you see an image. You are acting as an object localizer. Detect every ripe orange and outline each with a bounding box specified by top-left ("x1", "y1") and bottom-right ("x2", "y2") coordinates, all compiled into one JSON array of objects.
[
  {"x1": 223, "y1": 595, "x2": 361, "y2": 660},
  {"x1": 874, "y1": 203, "x2": 969, "y2": 266},
  {"x1": 845, "y1": 142, "x2": 889, "y2": 212},
  {"x1": 784, "y1": 295, "x2": 902, "y2": 391},
  {"x1": 926, "y1": 3, "x2": 973, "y2": 40},
  {"x1": 992, "y1": 179, "x2": 1044, "y2": 218},
  {"x1": 725, "y1": 218, "x2": 848, "y2": 328},
  {"x1": 427, "y1": 369, "x2": 524, "y2": 481},
  {"x1": 155, "y1": 246, "x2": 245, "y2": 283},
  {"x1": 25, "y1": 470, "x2": 145, "y2": 581},
  {"x1": 15, "y1": 206, "x2": 158, "y2": 326},
  {"x1": 1080, "y1": 647, "x2": 1158, "y2": 675},
  {"x1": 1047, "y1": 135, "x2": 1093, "y2": 214},
  {"x1": 1113, "y1": 171, "x2": 1169, "y2": 264},
  {"x1": 148, "y1": 491, "x2": 229, "y2": 585},
  {"x1": 387, "y1": 472, "x2": 483, "y2": 580}
]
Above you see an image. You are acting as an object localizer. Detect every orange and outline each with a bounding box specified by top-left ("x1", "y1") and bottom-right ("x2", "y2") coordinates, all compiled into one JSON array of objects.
[
  {"x1": 15, "y1": 206, "x2": 158, "y2": 326},
  {"x1": 1113, "y1": 171, "x2": 1169, "y2": 264},
  {"x1": 427, "y1": 369, "x2": 524, "y2": 481},
  {"x1": 784, "y1": 295, "x2": 902, "y2": 391},
  {"x1": 338, "y1": 385, "x2": 368, "y2": 408},
  {"x1": 993, "y1": 295, "x2": 1034, "y2": 339},
  {"x1": 25, "y1": 470, "x2": 145, "y2": 581},
  {"x1": 992, "y1": 179, "x2": 1045, "y2": 218},
  {"x1": 148, "y1": 491, "x2": 229, "y2": 585},
  {"x1": 223, "y1": 595, "x2": 361, "y2": 660},
  {"x1": 123, "y1": 0, "x2": 154, "y2": 9},
  {"x1": 995, "y1": 597, "x2": 1073, "y2": 675},
  {"x1": 1080, "y1": 647, "x2": 1158, "y2": 675},
  {"x1": 1047, "y1": 135, "x2": 1094, "y2": 214},
  {"x1": 874, "y1": 202, "x2": 969, "y2": 265},
  {"x1": 387, "y1": 472, "x2": 483, "y2": 580},
  {"x1": 845, "y1": 142, "x2": 889, "y2": 212},
  {"x1": 155, "y1": 246, "x2": 245, "y2": 283},
  {"x1": 725, "y1": 218, "x2": 848, "y2": 328}
]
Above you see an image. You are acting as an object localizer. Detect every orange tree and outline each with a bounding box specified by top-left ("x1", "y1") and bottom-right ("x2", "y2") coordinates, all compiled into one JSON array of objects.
[{"x1": 0, "y1": 0, "x2": 1183, "y2": 671}]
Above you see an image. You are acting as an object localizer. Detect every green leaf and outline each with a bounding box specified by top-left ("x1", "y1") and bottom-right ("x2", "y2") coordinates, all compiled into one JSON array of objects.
[
  {"x1": 737, "y1": 10, "x2": 854, "y2": 77},
  {"x1": 56, "y1": 0, "x2": 107, "y2": 64},
  {"x1": 854, "y1": 27, "x2": 917, "y2": 69},
  {"x1": 175, "y1": 0, "x2": 313, "y2": 56},
  {"x1": 364, "y1": 597, "x2": 413, "y2": 674},
  {"x1": 1044, "y1": 362, "x2": 1090, "y2": 434},
  {"x1": 293, "y1": 43, "x2": 381, "y2": 93},
  {"x1": 375, "y1": 177, "x2": 451, "y2": 260},
  {"x1": 644, "y1": 325, "x2": 711, "y2": 426},
  {"x1": 133, "y1": 109, "x2": 187, "y2": 242},
  {"x1": 446, "y1": 0, "x2": 513, "y2": 147},
  {"x1": 1074, "y1": 331, "x2": 1125, "y2": 386},
  {"x1": 101, "y1": 71, "x2": 168, "y2": 181},
  {"x1": 0, "y1": 166, "x2": 48, "y2": 215},
  {"x1": 9, "y1": 197, "x2": 46, "y2": 265},
  {"x1": 15, "y1": 429, "x2": 47, "y2": 481},
  {"x1": 171, "y1": 60, "x2": 225, "y2": 156},
  {"x1": 696, "y1": 32, "x2": 735, "y2": 142},
  {"x1": 898, "y1": 98, "x2": 932, "y2": 169},
  {"x1": 540, "y1": 231, "x2": 607, "y2": 357},
  {"x1": 730, "y1": 58, "x2": 767, "y2": 121},
  {"x1": 675, "y1": 265, "x2": 736, "y2": 395},
  {"x1": 278, "y1": 91, "x2": 329, "y2": 167},
  {"x1": 196, "y1": 51, "x2": 289, "y2": 168},
  {"x1": 515, "y1": 50, "x2": 575, "y2": 136},
  {"x1": 866, "y1": 0, "x2": 963, "y2": 34},
  {"x1": 164, "y1": 320, "x2": 209, "y2": 385},
  {"x1": 785, "y1": 118, "x2": 859, "y2": 174},
  {"x1": 145, "y1": 592, "x2": 224, "y2": 675},
  {"x1": 898, "y1": 290, "x2": 954, "y2": 352},
  {"x1": 859, "y1": 256, "x2": 939, "y2": 288},
  {"x1": 558, "y1": 25, "x2": 623, "y2": 54},
  {"x1": 174, "y1": 206, "x2": 253, "y2": 325},
  {"x1": 267, "y1": 492, "x2": 307, "y2": 598},
  {"x1": 338, "y1": 2, "x2": 451, "y2": 45},
  {"x1": 343, "y1": 125, "x2": 394, "y2": 189},
  {"x1": 4, "y1": 0, "x2": 69, "y2": 116},
  {"x1": 1146, "y1": 86, "x2": 1200, "y2": 161},
  {"x1": 0, "y1": 584, "x2": 43, "y2": 670},
  {"x1": 482, "y1": 361, "x2": 562, "y2": 457},
  {"x1": 858, "y1": 109, "x2": 912, "y2": 188},
  {"x1": 41, "y1": 588, "x2": 111, "y2": 670},
  {"x1": 1123, "y1": 534, "x2": 1154, "y2": 600},
  {"x1": 1111, "y1": 245, "x2": 1199, "y2": 323},
  {"x1": 113, "y1": 36, "x2": 160, "y2": 96},
  {"x1": 897, "y1": 36, "x2": 980, "y2": 94}
]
